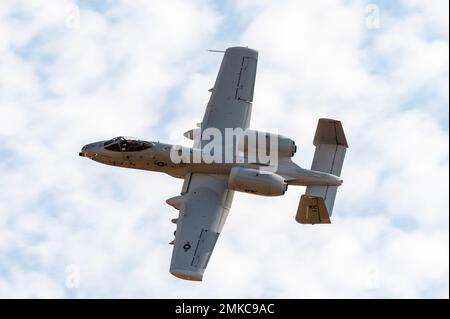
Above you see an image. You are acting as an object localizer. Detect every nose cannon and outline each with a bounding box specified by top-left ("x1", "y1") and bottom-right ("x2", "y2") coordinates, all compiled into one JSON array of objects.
[{"x1": 79, "y1": 145, "x2": 87, "y2": 157}]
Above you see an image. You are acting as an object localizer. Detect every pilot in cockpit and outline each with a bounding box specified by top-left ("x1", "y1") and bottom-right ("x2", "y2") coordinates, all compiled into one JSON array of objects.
[{"x1": 103, "y1": 137, "x2": 153, "y2": 152}]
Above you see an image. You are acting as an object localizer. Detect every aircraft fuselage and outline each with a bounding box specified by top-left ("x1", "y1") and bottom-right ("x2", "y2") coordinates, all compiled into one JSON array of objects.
[{"x1": 79, "y1": 137, "x2": 342, "y2": 187}]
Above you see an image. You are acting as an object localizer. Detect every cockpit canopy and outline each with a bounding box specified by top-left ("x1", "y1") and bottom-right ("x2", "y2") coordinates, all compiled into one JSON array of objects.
[{"x1": 104, "y1": 136, "x2": 154, "y2": 152}]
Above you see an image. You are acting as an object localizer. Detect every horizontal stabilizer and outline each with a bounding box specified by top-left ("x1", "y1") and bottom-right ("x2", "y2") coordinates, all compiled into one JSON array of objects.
[{"x1": 296, "y1": 195, "x2": 331, "y2": 224}]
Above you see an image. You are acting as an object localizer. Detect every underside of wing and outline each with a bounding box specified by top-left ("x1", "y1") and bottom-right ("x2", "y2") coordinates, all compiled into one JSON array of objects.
[
  {"x1": 167, "y1": 174, "x2": 234, "y2": 281},
  {"x1": 201, "y1": 47, "x2": 258, "y2": 135}
]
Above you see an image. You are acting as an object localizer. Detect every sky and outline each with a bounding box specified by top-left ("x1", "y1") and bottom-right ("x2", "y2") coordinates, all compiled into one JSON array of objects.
[{"x1": 0, "y1": 0, "x2": 448, "y2": 298}]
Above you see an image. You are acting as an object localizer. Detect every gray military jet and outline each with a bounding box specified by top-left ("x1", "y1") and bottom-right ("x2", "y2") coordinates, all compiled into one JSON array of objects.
[{"x1": 79, "y1": 47, "x2": 348, "y2": 281}]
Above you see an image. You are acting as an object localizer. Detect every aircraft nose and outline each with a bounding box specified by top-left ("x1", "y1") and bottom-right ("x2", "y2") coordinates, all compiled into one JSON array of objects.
[
  {"x1": 79, "y1": 145, "x2": 87, "y2": 157},
  {"x1": 79, "y1": 142, "x2": 100, "y2": 157},
  {"x1": 84, "y1": 143, "x2": 95, "y2": 150}
]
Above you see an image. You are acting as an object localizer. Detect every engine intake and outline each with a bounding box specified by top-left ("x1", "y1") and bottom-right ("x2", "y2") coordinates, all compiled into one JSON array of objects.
[{"x1": 228, "y1": 167, "x2": 287, "y2": 196}]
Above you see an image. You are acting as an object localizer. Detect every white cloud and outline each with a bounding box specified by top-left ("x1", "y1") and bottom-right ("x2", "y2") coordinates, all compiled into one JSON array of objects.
[{"x1": 0, "y1": 0, "x2": 448, "y2": 298}]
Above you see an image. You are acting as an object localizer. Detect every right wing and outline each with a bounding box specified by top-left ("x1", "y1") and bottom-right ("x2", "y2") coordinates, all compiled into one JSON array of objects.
[{"x1": 167, "y1": 173, "x2": 234, "y2": 281}]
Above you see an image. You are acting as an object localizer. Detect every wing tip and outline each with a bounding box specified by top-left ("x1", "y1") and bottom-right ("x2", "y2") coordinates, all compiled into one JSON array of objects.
[
  {"x1": 170, "y1": 269, "x2": 203, "y2": 282},
  {"x1": 225, "y1": 46, "x2": 258, "y2": 58}
]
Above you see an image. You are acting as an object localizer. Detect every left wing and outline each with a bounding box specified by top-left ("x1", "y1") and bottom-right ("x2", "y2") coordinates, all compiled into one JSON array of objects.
[
  {"x1": 167, "y1": 173, "x2": 234, "y2": 281},
  {"x1": 201, "y1": 46, "x2": 258, "y2": 138}
]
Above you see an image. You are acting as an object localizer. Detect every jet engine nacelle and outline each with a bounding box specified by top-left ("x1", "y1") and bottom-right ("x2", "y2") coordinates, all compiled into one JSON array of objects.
[
  {"x1": 228, "y1": 167, "x2": 288, "y2": 196},
  {"x1": 238, "y1": 130, "x2": 297, "y2": 158}
]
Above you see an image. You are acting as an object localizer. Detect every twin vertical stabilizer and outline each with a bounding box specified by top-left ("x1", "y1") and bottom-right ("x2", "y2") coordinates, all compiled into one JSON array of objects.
[{"x1": 296, "y1": 119, "x2": 348, "y2": 224}]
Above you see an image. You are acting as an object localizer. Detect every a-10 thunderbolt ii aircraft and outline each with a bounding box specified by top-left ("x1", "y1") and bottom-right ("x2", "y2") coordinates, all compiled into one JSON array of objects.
[{"x1": 79, "y1": 46, "x2": 348, "y2": 281}]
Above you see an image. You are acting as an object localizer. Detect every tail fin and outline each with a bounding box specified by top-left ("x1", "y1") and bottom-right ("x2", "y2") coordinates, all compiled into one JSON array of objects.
[
  {"x1": 296, "y1": 119, "x2": 348, "y2": 224},
  {"x1": 296, "y1": 195, "x2": 331, "y2": 224}
]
